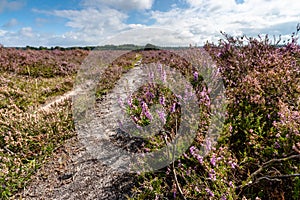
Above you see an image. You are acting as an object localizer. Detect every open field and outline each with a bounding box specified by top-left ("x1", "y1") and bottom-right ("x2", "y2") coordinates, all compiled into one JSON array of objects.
[{"x1": 1, "y1": 34, "x2": 300, "y2": 199}]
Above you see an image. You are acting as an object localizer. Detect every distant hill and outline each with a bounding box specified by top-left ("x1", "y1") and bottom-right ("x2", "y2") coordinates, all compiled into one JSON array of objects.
[{"x1": 7, "y1": 44, "x2": 190, "y2": 51}]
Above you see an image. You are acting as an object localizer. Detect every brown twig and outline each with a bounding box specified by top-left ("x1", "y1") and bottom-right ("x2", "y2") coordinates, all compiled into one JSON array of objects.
[
  {"x1": 249, "y1": 154, "x2": 300, "y2": 180},
  {"x1": 163, "y1": 119, "x2": 186, "y2": 200},
  {"x1": 237, "y1": 154, "x2": 300, "y2": 189},
  {"x1": 172, "y1": 119, "x2": 187, "y2": 200}
]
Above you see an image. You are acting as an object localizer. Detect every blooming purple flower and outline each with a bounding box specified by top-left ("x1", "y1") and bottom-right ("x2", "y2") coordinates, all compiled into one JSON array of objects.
[
  {"x1": 190, "y1": 146, "x2": 195, "y2": 153},
  {"x1": 118, "y1": 97, "x2": 124, "y2": 108},
  {"x1": 157, "y1": 110, "x2": 166, "y2": 124},
  {"x1": 197, "y1": 155, "x2": 203, "y2": 164},
  {"x1": 162, "y1": 70, "x2": 166, "y2": 83},
  {"x1": 149, "y1": 71, "x2": 154, "y2": 82},
  {"x1": 132, "y1": 116, "x2": 138, "y2": 123},
  {"x1": 193, "y1": 71, "x2": 199, "y2": 81},
  {"x1": 210, "y1": 154, "x2": 216, "y2": 166},
  {"x1": 221, "y1": 195, "x2": 227, "y2": 200},
  {"x1": 159, "y1": 96, "x2": 165, "y2": 106},
  {"x1": 206, "y1": 138, "x2": 212, "y2": 152},
  {"x1": 142, "y1": 101, "x2": 152, "y2": 120},
  {"x1": 158, "y1": 63, "x2": 162, "y2": 73},
  {"x1": 146, "y1": 90, "x2": 154, "y2": 101},
  {"x1": 195, "y1": 186, "x2": 200, "y2": 192},
  {"x1": 186, "y1": 169, "x2": 191, "y2": 176},
  {"x1": 229, "y1": 125, "x2": 233, "y2": 132},
  {"x1": 274, "y1": 141, "x2": 281, "y2": 149},
  {"x1": 205, "y1": 188, "x2": 214, "y2": 197},
  {"x1": 166, "y1": 167, "x2": 170, "y2": 175},
  {"x1": 209, "y1": 169, "x2": 216, "y2": 181},
  {"x1": 127, "y1": 96, "x2": 133, "y2": 108},
  {"x1": 170, "y1": 102, "x2": 176, "y2": 113},
  {"x1": 227, "y1": 160, "x2": 237, "y2": 169}
]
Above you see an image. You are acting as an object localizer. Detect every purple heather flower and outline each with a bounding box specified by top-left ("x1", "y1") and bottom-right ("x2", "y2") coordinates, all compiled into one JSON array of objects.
[
  {"x1": 210, "y1": 154, "x2": 216, "y2": 166},
  {"x1": 209, "y1": 169, "x2": 216, "y2": 181},
  {"x1": 166, "y1": 167, "x2": 170, "y2": 175},
  {"x1": 190, "y1": 146, "x2": 196, "y2": 155},
  {"x1": 132, "y1": 116, "x2": 138, "y2": 123},
  {"x1": 205, "y1": 188, "x2": 214, "y2": 197},
  {"x1": 186, "y1": 169, "x2": 191, "y2": 176},
  {"x1": 228, "y1": 160, "x2": 237, "y2": 169},
  {"x1": 175, "y1": 94, "x2": 182, "y2": 100},
  {"x1": 118, "y1": 97, "x2": 124, "y2": 108},
  {"x1": 274, "y1": 142, "x2": 281, "y2": 149},
  {"x1": 170, "y1": 102, "x2": 176, "y2": 113},
  {"x1": 193, "y1": 71, "x2": 199, "y2": 81},
  {"x1": 205, "y1": 138, "x2": 212, "y2": 152},
  {"x1": 197, "y1": 155, "x2": 203, "y2": 164},
  {"x1": 229, "y1": 125, "x2": 233, "y2": 132},
  {"x1": 158, "y1": 63, "x2": 162, "y2": 73},
  {"x1": 142, "y1": 101, "x2": 152, "y2": 120},
  {"x1": 221, "y1": 195, "x2": 227, "y2": 200},
  {"x1": 159, "y1": 96, "x2": 165, "y2": 106},
  {"x1": 146, "y1": 90, "x2": 154, "y2": 101},
  {"x1": 157, "y1": 110, "x2": 166, "y2": 124},
  {"x1": 162, "y1": 70, "x2": 167, "y2": 83},
  {"x1": 127, "y1": 96, "x2": 133, "y2": 108},
  {"x1": 149, "y1": 71, "x2": 154, "y2": 82},
  {"x1": 195, "y1": 186, "x2": 200, "y2": 192}
]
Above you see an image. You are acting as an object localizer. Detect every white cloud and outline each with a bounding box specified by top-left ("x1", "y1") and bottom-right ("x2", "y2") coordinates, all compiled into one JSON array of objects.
[
  {"x1": 2, "y1": 0, "x2": 300, "y2": 47},
  {"x1": 53, "y1": 8, "x2": 127, "y2": 29},
  {"x1": 0, "y1": 0, "x2": 24, "y2": 13},
  {"x1": 48, "y1": 8, "x2": 129, "y2": 44},
  {"x1": 0, "y1": 29, "x2": 7, "y2": 36},
  {"x1": 2, "y1": 18, "x2": 18, "y2": 28},
  {"x1": 105, "y1": 27, "x2": 195, "y2": 46},
  {"x1": 81, "y1": 0, "x2": 154, "y2": 11},
  {"x1": 19, "y1": 27, "x2": 34, "y2": 37},
  {"x1": 149, "y1": 0, "x2": 300, "y2": 45}
]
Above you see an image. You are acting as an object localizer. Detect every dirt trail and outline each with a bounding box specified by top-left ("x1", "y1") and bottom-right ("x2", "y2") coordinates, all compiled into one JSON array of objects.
[{"x1": 15, "y1": 61, "x2": 144, "y2": 200}]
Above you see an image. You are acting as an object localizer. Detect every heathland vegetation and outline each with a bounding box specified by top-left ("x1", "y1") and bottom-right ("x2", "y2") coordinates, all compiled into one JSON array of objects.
[{"x1": 0, "y1": 27, "x2": 300, "y2": 199}]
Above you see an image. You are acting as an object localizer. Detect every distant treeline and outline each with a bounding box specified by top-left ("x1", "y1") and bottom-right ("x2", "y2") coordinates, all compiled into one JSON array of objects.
[{"x1": 7, "y1": 44, "x2": 189, "y2": 51}]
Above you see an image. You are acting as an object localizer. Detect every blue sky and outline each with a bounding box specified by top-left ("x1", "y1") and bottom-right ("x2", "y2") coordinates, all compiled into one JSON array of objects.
[{"x1": 0, "y1": 0, "x2": 299, "y2": 47}]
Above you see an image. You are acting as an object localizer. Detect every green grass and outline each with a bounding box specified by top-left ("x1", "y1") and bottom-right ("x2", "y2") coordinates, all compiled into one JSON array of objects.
[{"x1": 0, "y1": 71, "x2": 75, "y2": 199}]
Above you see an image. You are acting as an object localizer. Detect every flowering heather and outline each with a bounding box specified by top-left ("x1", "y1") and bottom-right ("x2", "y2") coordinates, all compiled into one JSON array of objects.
[
  {"x1": 0, "y1": 47, "x2": 88, "y2": 77},
  {"x1": 130, "y1": 27, "x2": 300, "y2": 200},
  {"x1": 141, "y1": 101, "x2": 153, "y2": 121},
  {"x1": 159, "y1": 96, "x2": 165, "y2": 106},
  {"x1": 193, "y1": 71, "x2": 199, "y2": 81},
  {"x1": 2, "y1": 27, "x2": 300, "y2": 199}
]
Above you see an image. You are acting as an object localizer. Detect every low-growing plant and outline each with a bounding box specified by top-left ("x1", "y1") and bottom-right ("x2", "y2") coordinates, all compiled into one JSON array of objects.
[{"x1": 129, "y1": 26, "x2": 300, "y2": 199}]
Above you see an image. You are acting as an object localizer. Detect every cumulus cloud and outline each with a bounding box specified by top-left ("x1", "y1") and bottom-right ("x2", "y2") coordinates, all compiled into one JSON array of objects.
[
  {"x1": 81, "y1": 0, "x2": 154, "y2": 11},
  {"x1": 150, "y1": 0, "x2": 300, "y2": 45},
  {"x1": 2, "y1": 0, "x2": 300, "y2": 47},
  {"x1": 19, "y1": 27, "x2": 34, "y2": 37},
  {"x1": 0, "y1": 0, "x2": 24, "y2": 13},
  {"x1": 106, "y1": 27, "x2": 195, "y2": 46},
  {"x1": 0, "y1": 29, "x2": 7, "y2": 37},
  {"x1": 43, "y1": 7, "x2": 130, "y2": 45},
  {"x1": 2, "y1": 18, "x2": 18, "y2": 28}
]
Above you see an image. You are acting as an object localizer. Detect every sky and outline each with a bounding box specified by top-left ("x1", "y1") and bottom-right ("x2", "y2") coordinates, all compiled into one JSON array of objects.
[{"x1": 0, "y1": 0, "x2": 299, "y2": 47}]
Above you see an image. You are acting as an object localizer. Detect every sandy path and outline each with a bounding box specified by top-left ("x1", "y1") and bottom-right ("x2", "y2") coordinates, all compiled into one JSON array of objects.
[{"x1": 15, "y1": 61, "x2": 144, "y2": 200}]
